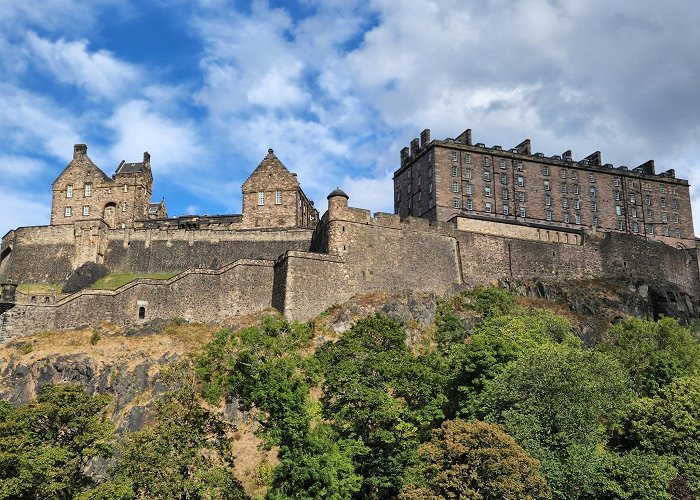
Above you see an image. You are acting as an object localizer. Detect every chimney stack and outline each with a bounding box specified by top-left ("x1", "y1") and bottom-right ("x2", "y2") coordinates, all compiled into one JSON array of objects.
[
  {"x1": 420, "y1": 129, "x2": 431, "y2": 147},
  {"x1": 143, "y1": 151, "x2": 151, "y2": 164},
  {"x1": 73, "y1": 144, "x2": 87, "y2": 159}
]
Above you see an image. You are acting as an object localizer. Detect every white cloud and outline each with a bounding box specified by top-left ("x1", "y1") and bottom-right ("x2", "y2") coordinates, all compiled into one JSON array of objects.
[
  {"x1": 26, "y1": 33, "x2": 141, "y2": 100},
  {"x1": 340, "y1": 172, "x2": 394, "y2": 215},
  {"x1": 0, "y1": 188, "x2": 49, "y2": 237},
  {"x1": 0, "y1": 155, "x2": 46, "y2": 179},
  {"x1": 104, "y1": 100, "x2": 203, "y2": 174}
]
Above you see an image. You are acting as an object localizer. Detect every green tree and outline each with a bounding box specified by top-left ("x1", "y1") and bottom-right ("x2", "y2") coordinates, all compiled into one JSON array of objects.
[
  {"x1": 597, "y1": 317, "x2": 700, "y2": 397},
  {"x1": 317, "y1": 315, "x2": 447, "y2": 498},
  {"x1": 197, "y1": 317, "x2": 362, "y2": 499},
  {"x1": 622, "y1": 376, "x2": 700, "y2": 496},
  {"x1": 400, "y1": 419, "x2": 550, "y2": 499},
  {"x1": 446, "y1": 307, "x2": 577, "y2": 418},
  {"x1": 600, "y1": 450, "x2": 676, "y2": 500},
  {"x1": 479, "y1": 345, "x2": 634, "y2": 499},
  {"x1": 0, "y1": 384, "x2": 113, "y2": 499}
]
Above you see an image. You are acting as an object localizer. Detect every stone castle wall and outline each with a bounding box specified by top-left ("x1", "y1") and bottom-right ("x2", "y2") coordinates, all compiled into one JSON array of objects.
[{"x1": 1, "y1": 196, "x2": 699, "y2": 340}]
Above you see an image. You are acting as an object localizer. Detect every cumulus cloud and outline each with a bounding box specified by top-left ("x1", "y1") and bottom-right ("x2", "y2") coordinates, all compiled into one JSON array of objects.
[
  {"x1": 0, "y1": 188, "x2": 49, "y2": 237},
  {"x1": 26, "y1": 33, "x2": 141, "y2": 100}
]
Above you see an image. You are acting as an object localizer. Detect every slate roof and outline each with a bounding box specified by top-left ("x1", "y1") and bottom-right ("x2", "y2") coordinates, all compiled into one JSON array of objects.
[{"x1": 115, "y1": 161, "x2": 147, "y2": 175}]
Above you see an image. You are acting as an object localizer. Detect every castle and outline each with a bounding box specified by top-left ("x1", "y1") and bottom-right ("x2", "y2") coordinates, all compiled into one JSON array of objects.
[{"x1": 1, "y1": 129, "x2": 698, "y2": 341}]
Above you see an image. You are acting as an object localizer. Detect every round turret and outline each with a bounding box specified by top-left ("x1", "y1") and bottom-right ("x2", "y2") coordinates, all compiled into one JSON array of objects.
[{"x1": 327, "y1": 187, "x2": 349, "y2": 212}]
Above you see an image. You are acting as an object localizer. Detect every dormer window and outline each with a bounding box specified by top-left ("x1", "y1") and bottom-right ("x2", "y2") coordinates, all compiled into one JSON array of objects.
[
  {"x1": 66, "y1": 185, "x2": 73, "y2": 198},
  {"x1": 258, "y1": 192, "x2": 264, "y2": 205},
  {"x1": 84, "y1": 183, "x2": 92, "y2": 197}
]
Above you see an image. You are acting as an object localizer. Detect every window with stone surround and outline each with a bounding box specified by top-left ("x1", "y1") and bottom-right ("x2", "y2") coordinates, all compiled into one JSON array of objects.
[
  {"x1": 65, "y1": 206, "x2": 72, "y2": 217},
  {"x1": 466, "y1": 183, "x2": 473, "y2": 195},
  {"x1": 66, "y1": 185, "x2": 73, "y2": 198},
  {"x1": 452, "y1": 165, "x2": 458, "y2": 176},
  {"x1": 662, "y1": 212, "x2": 668, "y2": 223},
  {"x1": 465, "y1": 168, "x2": 472, "y2": 179},
  {"x1": 575, "y1": 213, "x2": 581, "y2": 224},
  {"x1": 483, "y1": 170, "x2": 491, "y2": 182},
  {"x1": 452, "y1": 181, "x2": 459, "y2": 193},
  {"x1": 275, "y1": 191, "x2": 282, "y2": 205},
  {"x1": 546, "y1": 210, "x2": 552, "y2": 221},
  {"x1": 645, "y1": 194, "x2": 651, "y2": 205},
  {"x1": 518, "y1": 191, "x2": 525, "y2": 202},
  {"x1": 563, "y1": 198, "x2": 569, "y2": 208},
  {"x1": 84, "y1": 183, "x2": 92, "y2": 197},
  {"x1": 630, "y1": 192, "x2": 636, "y2": 203},
  {"x1": 466, "y1": 199, "x2": 473, "y2": 210},
  {"x1": 592, "y1": 217, "x2": 599, "y2": 227},
  {"x1": 82, "y1": 205, "x2": 90, "y2": 216},
  {"x1": 573, "y1": 184, "x2": 579, "y2": 194},
  {"x1": 517, "y1": 175, "x2": 525, "y2": 187},
  {"x1": 544, "y1": 180, "x2": 550, "y2": 191},
  {"x1": 575, "y1": 199, "x2": 581, "y2": 210},
  {"x1": 123, "y1": 184, "x2": 128, "y2": 193},
  {"x1": 451, "y1": 151, "x2": 458, "y2": 162},
  {"x1": 672, "y1": 199, "x2": 678, "y2": 209},
  {"x1": 258, "y1": 192, "x2": 264, "y2": 205},
  {"x1": 483, "y1": 156, "x2": 490, "y2": 167},
  {"x1": 674, "y1": 213, "x2": 679, "y2": 223},
  {"x1": 464, "y1": 153, "x2": 471, "y2": 163},
  {"x1": 545, "y1": 194, "x2": 552, "y2": 206},
  {"x1": 500, "y1": 159, "x2": 506, "y2": 169},
  {"x1": 484, "y1": 186, "x2": 491, "y2": 197},
  {"x1": 632, "y1": 222, "x2": 639, "y2": 233},
  {"x1": 543, "y1": 165, "x2": 549, "y2": 176},
  {"x1": 561, "y1": 182, "x2": 567, "y2": 193},
  {"x1": 617, "y1": 219, "x2": 625, "y2": 231},
  {"x1": 122, "y1": 202, "x2": 127, "y2": 212},
  {"x1": 485, "y1": 202, "x2": 492, "y2": 213},
  {"x1": 503, "y1": 204, "x2": 509, "y2": 215},
  {"x1": 591, "y1": 201, "x2": 597, "y2": 212},
  {"x1": 647, "y1": 209, "x2": 653, "y2": 219},
  {"x1": 660, "y1": 197, "x2": 666, "y2": 208},
  {"x1": 563, "y1": 213, "x2": 570, "y2": 223},
  {"x1": 500, "y1": 173, "x2": 507, "y2": 184},
  {"x1": 615, "y1": 205, "x2": 622, "y2": 216},
  {"x1": 453, "y1": 198, "x2": 460, "y2": 208},
  {"x1": 519, "y1": 207, "x2": 526, "y2": 217},
  {"x1": 675, "y1": 228, "x2": 681, "y2": 238},
  {"x1": 648, "y1": 223, "x2": 654, "y2": 234},
  {"x1": 589, "y1": 186, "x2": 597, "y2": 197},
  {"x1": 663, "y1": 226, "x2": 670, "y2": 236},
  {"x1": 502, "y1": 189, "x2": 508, "y2": 200}
]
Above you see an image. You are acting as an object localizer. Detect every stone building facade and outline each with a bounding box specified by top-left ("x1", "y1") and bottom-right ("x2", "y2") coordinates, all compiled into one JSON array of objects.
[
  {"x1": 51, "y1": 144, "x2": 166, "y2": 229},
  {"x1": 241, "y1": 149, "x2": 318, "y2": 229},
  {"x1": 394, "y1": 129, "x2": 695, "y2": 249}
]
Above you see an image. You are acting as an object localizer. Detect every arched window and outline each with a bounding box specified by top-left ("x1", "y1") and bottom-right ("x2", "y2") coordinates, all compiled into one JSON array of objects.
[{"x1": 138, "y1": 306, "x2": 146, "y2": 320}]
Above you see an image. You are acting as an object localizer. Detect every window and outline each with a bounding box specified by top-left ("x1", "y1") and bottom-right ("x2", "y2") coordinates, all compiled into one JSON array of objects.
[
  {"x1": 466, "y1": 183, "x2": 473, "y2": 195},
  {"x1": 465, "y1": 168, "x2": 472, "y2": 180},
  {"x1": 560, "y1": 169, "x2": 567, "y2": 178},
  {"x1": 617, "y1": 219, "x2": 625, "y2": 231},
  {"x1": 645, "y1": 195, "x2": 651, "y2": 205},
  {"x1": 631, "y1": 207, "x2": 637, "y2": 218},
  {"x1": 500, "y1": 173, "x2": 507, "y2": 184},
  {"x1": 452, "y1": 181, "x2": 459, "y2": 193},
  {"x1": 573, "y1": 184, "x2": 580, "y2": 195},
  {"x1": 591, "y1": 201, "x2": 597, "y2": 212},
  {"x1": 123, "y1": 184, "x2": 128, "y2": 193},
  {"x1": 572, "y1": 171, "x2": 578, "y2": 180},
  {"x1": 631, "y1": 180, "x2": 637, "y2": 189},
  {"x1": 516, "y1": 161, "x2": 523, "y2": 171},
  {"x1": 632, "y1": 222, "x2": 639, "y2": 233},
  {"x1": 452, "y1": 165, "x2": 458, "y2": 177},
  {"x1": 589, "y1": 186, "x2": 597, "y2": 197},
  {"x1": 675, "y1": 229, "x2": 681, "y2": 238},
  {"x1": 464, "y1": 153, "x2": 471, "y2": 163},
  {"x1": 484, "y1": 186, "x2": 492, "y2": 197},
  {"x1": 483, "y1": 170, "x2": 491, "y2": 182},
  {"x1": 519, "y1": 207, "x2": 526, "y2": 217},
  {"x1": 663, "y1": 226, "x2": 670, "y2": 236},
  {"x1": 502, "y1": 189, "x2": 509, "y2": 200},
  {"x1": 659, "y1": 185, "x2": 666, "y2": 194},
  {"x1": 543, "y1": 165, "x2": 549, "y2": 176},
  {"x1": 485, "y1": 202, "x2": 492, "y2": 213},
  {"x1": 517, "y1": 175, "x2": 525, "y2": 187},
  {"x1": 589, "y1": 173, "x2": 595, "y2": 183},
  {"x1": 575, "y1": 199, "x2": 581, "y2": 210},
  {"x1": 563, "y1": 213, "x2": 570, "y2": 223},
  {"x1": 451, "y1": 151, "x2": 458, "y2": 162},
  {"x1": 592, "y1": 217, "x2": 599, "y2": 227},
  {"x1": 630, "y1": 193, "x2": 636, "y2": 203},
  {"x1": 615, "y1": 205, "x2": 622, "y2": 216},
  {"x1": 64, "y1": 206, "x2": 72, "y2": 217},
  {"x1": 644, "y1": 182, "x2": 651, "y2": 190},
  {"x1": 499, "y1": 159, "x2": 506, "y2": 169},
  {"x1": 674, "y1": 213, "x2": 679, "y2": 223},
  {"x1": 662, "y1": 212, "x2": 668, "y2": 223},
  {"x1": 122, "y1": 202, "x2": 127, "y2": 212},
  {"x1": 615, "y1": 191, "x2": 622, "y2": 201},
  {"x1": 82, "y1": 205, "x2": 90, "y2": 216},
  {"x1": 84, "y1": 183, "x2": 92, "y2": 197},
  {"x1": 647, "y1": 209, "x2": 653, "y2": 219},
  {"x1": 614, "y1": 178, "x2": 620, "y2": 187},
  {"x1": 546, "y1": 210, "x2": 552, "y2": 221},
  {"x1": 483, "y1": 156, "x2": 490, "y2": 166},
  {"x1": 502, "y1": 204, "x2": 509, "y2": 215},
  {"x1": 466, "y1": 199, "x2": 473, "y2": 210},
  {"x1": 575, "y1": 214, "x2": 581, "y2": 224},
  {"x1": 544, "y1": 180, "x2": 550, "y2": 191},
  {"x1": 66, "y1": 185, "x2": 73, "y2": 198},
  {"x1": 561, "y1": 182, "x2": 567, "y2": 193},
  {"x1": 545, "y1": 194, "x2": 552, "y2": 206},
  {"x1": 660, "y1": 197, "x2": 666, "y2": 208},
  {"x1": 518, "y1": 191, "x2": 526, "y2": 202},
  {"x1": 258, "y1": 192, "x2": 264, "y2": 205},
  {"x1": 275, "y1": 191, "x2": 282, "y2": 205},
  {"x1": 672, "y1": 199, "x2": 678, "y2": 209},
  {"x1": 648, "y1": 224, "x2": 654, "y2": 234},
  {"x1": 563, "y1": 198, "x2": 569, "y2": 208}
]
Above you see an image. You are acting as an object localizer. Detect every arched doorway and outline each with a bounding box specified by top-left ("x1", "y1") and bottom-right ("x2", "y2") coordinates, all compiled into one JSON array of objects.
[{"x1": 103, "y1": 202, "x2": 117, "y2": 228}]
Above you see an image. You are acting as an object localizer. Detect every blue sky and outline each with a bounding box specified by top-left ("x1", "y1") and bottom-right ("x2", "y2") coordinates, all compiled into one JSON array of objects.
[{"x1": 2, "y1": 0, "x2": 700, "y2": 237}]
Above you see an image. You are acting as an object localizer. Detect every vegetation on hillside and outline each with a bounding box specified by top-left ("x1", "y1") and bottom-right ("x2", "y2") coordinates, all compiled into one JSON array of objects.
[{"x1": 1, "y1": 287, "x2": 700, "y2": 499}]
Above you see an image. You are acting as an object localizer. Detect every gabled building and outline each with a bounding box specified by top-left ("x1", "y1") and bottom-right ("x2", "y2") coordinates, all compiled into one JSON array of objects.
[
  {"x1": 241, "y1": 148, "x2": 318, "y2": 229},
  {"x1": 51, "y1": 144, "x2": 166, "y2": 229}
]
